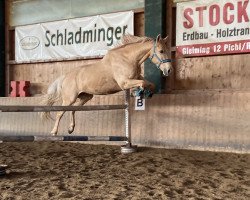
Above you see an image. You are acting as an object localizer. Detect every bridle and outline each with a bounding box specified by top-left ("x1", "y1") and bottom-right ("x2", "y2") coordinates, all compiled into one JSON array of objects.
[{"x1": 149, "y1": 40, "x2": 172, "y2": 69}]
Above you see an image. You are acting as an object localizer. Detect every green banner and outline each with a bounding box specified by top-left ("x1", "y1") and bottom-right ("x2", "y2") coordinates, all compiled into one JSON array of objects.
[{"x1": 145, "y1": 0, "x2": 166, "y2": 93}]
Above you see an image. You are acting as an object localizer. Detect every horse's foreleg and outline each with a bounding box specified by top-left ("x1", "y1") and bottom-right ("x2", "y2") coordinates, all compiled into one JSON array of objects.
[
  {"x1": 144, "y1": 80, "x2": 155, "y2": 92},
  {"x1": 120, "y1": 79, "x2": 154, "y2": 91},
  {"x1": 68, "y1": 94, "x2": 93, "y2": 134},
  {"x1": 138, "y1": 75, "x2": 155, "y2": 92},
  {"x1": 121, "y1": 79, "x2": 146, "y2": 89}
]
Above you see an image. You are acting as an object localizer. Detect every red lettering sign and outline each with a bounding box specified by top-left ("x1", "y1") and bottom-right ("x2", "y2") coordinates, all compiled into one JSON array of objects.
[
  {"x1": 182, "y1": 0, "x2": 249, "y2": 28},
  {"x1": 177, "y1": 0, "x2": 250, "y2": 56}
]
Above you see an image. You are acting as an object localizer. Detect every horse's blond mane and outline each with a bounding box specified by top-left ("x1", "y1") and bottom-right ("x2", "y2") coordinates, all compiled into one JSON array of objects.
[{"x1": 112, "y1": 34, "x2": 154, "y2": 50}]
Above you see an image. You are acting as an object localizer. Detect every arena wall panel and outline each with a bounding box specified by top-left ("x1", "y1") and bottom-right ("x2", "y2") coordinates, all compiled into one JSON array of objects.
[{"x1": 0, "y1": 91, "x2": 249, "y2": 153}]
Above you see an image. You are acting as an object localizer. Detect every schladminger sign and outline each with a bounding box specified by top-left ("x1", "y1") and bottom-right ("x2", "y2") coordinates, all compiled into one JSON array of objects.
[
  {"x1": 15, "y1": 11, "x2": 134, "y2": 62},
  {"x1": 176, "y1": 0, "x2": 250, "y2": 56}
]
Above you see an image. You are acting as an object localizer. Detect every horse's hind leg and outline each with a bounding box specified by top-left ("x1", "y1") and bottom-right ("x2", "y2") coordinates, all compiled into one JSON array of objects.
[
  {"x1": 51, "y1": 97, "x2": 77, "y2": 136},
  {"x1": 68, "y1": 93, "x2": 93, "y2": 134}
]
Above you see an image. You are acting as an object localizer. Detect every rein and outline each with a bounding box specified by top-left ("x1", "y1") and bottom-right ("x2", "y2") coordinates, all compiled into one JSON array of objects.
[{"x1": 149, "y1": 40, "x2": 172, "y2": 69}]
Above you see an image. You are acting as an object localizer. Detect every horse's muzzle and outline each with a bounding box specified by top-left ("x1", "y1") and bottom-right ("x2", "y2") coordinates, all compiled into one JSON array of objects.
[{"x1": 163, "y1": 68, "x2": 171, "y2": 76}]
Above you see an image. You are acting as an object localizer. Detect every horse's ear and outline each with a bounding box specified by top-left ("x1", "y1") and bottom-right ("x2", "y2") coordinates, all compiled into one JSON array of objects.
[
  {"x1": 163, "y1": 36, "x2": 169, "y2": 44},
  {"x1": 156, "y1": 34, "x2": 161, "y2": 42}
]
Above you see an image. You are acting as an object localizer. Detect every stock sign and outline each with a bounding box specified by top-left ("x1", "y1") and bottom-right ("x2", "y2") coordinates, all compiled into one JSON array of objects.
[{"x1": 176, "y1": 0, "x2": 250, "y2": 56}]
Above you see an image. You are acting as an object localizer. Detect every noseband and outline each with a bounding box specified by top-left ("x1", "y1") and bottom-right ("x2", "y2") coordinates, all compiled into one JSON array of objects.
[{"x1": 149, "y1": 40, "x2": 172, "y2": 69}]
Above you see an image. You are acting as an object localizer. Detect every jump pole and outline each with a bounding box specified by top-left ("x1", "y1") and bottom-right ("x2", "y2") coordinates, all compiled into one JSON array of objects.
[
  {"x1": 0, "y1": 136, "x2": 127, "y2": 142},
  {"x1": 0, "y1": 90, "x2": 137, "y2": 153},
  {"x1": 0, "y1": 105, "x2": 127, "y2": 112}
]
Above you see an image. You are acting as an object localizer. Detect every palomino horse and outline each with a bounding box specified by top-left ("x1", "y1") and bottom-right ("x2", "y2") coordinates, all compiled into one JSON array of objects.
[{"x1": 41, "y1": 34, "x2": 172, "y2": 135}]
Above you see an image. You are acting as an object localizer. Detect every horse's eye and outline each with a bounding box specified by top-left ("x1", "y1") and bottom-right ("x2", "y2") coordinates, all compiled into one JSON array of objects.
[{"x1": 159, "y1": 50, "x2": 164, "y2": 53}]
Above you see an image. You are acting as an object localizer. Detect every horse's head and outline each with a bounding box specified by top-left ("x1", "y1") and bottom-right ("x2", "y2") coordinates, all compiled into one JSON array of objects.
[{"x1": 149, "y1": 34, "x2": 172, "y2": 76}]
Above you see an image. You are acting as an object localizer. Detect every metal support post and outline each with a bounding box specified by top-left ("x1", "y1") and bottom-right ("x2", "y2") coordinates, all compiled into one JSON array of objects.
[
  {"x1": 125, "y1": 89, "x2": 131, "y2": 144},
  {"x1": 121, "y1": 89, "x2": 137, "y2": 153}
]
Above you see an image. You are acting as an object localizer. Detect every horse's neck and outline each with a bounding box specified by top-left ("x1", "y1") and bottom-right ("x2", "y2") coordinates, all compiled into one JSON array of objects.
[
  {"x1": 130, "y1": 41, "x2": 153, "y2": 65},
  {"x1": 103, "y1": 40, "x2": 153, "y2": 67}
]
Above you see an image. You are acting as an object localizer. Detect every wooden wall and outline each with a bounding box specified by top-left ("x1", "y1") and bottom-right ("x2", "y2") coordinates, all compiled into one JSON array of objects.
[
  {"x1": 174, "y1": 54, "x2": 250, "y2": 90},
  {"x1": 9, "y1": 59, "x2": 99, "y2": 95},
  {"x1": 0, "y1": 91, "x2": 249, "y2": 153}
]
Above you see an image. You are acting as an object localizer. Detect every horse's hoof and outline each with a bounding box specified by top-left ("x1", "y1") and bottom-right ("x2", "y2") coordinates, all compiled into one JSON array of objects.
[
  {"x1": 51, "y1": 131, "x2": 57, "y2": 136},
  {"x1": 148, "y1": 93, "x2": 153, "y2": 98},
  {"x1": 68, "y1": 127, "x2": 74, "y2": 134},
  {"x1": 144, "y1": 88, "x2": 154, "y2": 99},
  {"x1": 133, "y1": 87, "x2": 144, "y2": 97}
]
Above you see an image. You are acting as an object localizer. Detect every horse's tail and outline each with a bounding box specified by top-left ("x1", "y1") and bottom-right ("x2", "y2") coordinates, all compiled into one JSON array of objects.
[{"x1": 40, "y1": 75, "x2": 65, "y2": 120}]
